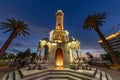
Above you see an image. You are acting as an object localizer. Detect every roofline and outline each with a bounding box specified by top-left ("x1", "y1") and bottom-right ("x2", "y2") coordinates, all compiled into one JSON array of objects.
[{"x1": 98, "y1": 31, "x2": 120, "y2": 43}]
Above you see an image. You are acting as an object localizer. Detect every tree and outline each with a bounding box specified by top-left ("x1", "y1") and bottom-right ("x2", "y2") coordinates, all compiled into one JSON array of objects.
[
  {"x1": 0, "y1": 52, "x2": 7, "y2": 59},
  {"x1": 31, "y1": 52, "x2": 37, "y2": 59},
  {"x1": 0, "y1": 18, "x2": 29, "y2": 56},
  {"x1": 24, "y1": 48, "x2": 31, "y2": 58},
  {"x1": 101, "y1": 54, "x2": 112, "y2": 61},
  {"x1": 83, "y1": 13, "x2": 119, "y2": 64},
  {"x1": 86, "y1": 52, "x2": 93, "y2": 61},
  {"x1": 114, "y1": 51, "x2": 120, "y2": 58}
]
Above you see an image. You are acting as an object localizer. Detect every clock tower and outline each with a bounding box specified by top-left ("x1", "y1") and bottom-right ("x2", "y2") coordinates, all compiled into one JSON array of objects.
[
  {"x1": 56, "y1": 10, "x2": 64, "y2": 30},
  {"x1": 37, "y1": 10, "x2": 81, "y2": 69}
]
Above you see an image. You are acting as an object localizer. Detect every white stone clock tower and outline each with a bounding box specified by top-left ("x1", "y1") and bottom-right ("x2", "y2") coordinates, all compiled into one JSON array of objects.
[{"x1": 37, "y1": 10, "x2": 81, "y2": 69}]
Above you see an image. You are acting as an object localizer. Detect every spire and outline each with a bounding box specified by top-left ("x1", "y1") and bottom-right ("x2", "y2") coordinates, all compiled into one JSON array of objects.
[{"x1": 55, "y1": 10, "x2": 64, "y2": 30}]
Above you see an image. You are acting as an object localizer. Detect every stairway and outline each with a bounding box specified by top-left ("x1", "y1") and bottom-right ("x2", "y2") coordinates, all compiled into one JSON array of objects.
[
  {"x1": 92, "y1": 69, "x2": 112, "y2": 80},
  {"x1": 22, "y1": 69, "x2": 93, "y2": 80},
  {"x1": 2, "y1": 68, "x2": 112, "y2": 80},
  {"x1": 2, "y1": 69, "x2": 22, "y2": 80}
]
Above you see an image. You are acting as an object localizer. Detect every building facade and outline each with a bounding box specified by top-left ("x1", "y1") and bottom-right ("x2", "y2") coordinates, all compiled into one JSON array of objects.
[
  {"x1": 98, "y1": 31, "x2": 120, "y2": 52},
  {"x1": 37, "y1": 10, "x2": 81, "y2": 69}
]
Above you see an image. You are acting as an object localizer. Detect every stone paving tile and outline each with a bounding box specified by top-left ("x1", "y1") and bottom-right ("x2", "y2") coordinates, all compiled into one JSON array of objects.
[{"x1": 92, "y1": 66, "x2": 120, "y2": 80}]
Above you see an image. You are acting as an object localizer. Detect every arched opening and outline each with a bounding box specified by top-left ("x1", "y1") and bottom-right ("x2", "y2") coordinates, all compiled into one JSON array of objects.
[
  {"x1": 55, "y1": 48, "x2": 63, "y2": 70},
  {"x1": 43, "y1": 45, "x2": 49, "y2": 61},
  {"x1": 73, "y1": 49, "x2": 77, "y2": 60},
  {"x1": 73, "y1": 48, "x2": 81, "y2": 63},
  {"x1": 41, "y1": 45, "x2": 49, "y2": 61}
]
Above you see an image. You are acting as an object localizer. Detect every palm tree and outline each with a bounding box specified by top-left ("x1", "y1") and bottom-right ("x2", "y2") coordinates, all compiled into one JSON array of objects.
[
  {"x1": 0, "y1": 18, "x2": 29, "y2": 56},
  {"x1": 86, "y1": 52, "x2": 93, "y2": 61},
  {"x1": 83, "y1": 13, "x2": 119, "y2": 64},
  {"x1": 24, "y1": 48, "x2": 31, "y2": 58}
]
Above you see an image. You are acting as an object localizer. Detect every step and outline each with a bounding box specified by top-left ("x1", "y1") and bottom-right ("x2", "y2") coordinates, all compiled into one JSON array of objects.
[
  {"x1": 49, "y1": 71, "x2": 68, "y2": 74},
  {"x1": 15, "y1": 70, "x2": 22, "y2": 80},
  {"x1": 23, "y1": 70, "x2": 85, "y2": 80},
  {"x1": 8, "y1": 71, "x2": 14, "y2": 80},
  {"x1": 36, "y1": 74, "x2": 68, "y2": 80},
  {"x1": 49, "y1": 71, "x2": 92, "y2": 79},
  {"x1": 68, "y1": 69, "x2": 92, "y2": 77},
  {"x1": 92, "y1": 69, "x2": 97, "y2": 78},
  {"x1": 49, "y1": 75, "x2": 82, "y2": 80},
  {"x1": 49, "y1": 69, "x2": 92, "y2": 80},
  {"x1": 101, "y1": 71, "x2": 107, "y2": 80},
  {"x1": 35, "y1": 75, "x2": 82, "y2": 80},
  {"x1": 22, "y1": 71, "x2": 50, "y2": 80},
  {"x1": 22, "y1": 69, "x2": 49, "y2": 78},
  {"x1": 68, "y1": 72, "x2": 92, "y2": 80},
  {"x1": 50, "y1": 69, "x2": 92, "y2": 78},
  {"x1": 2, "y1": 72, "x2": 9, "y2": 80},
  {"x1": 94, "y1": 70, "x2": 100, "y2": 79},
  {"x1": 49, "y1": 70, "x2": 67, "y2": 72},
  {"x1": 18, "y1": 69, "x2": 25, "y2": 78},
  {"x1": 69, "y1": 70, "x2": 91, "y2": 77},
  {"x1": 106, "y1": 72, "x2": 112, "y2": 80},
  {"x1": 21, "y1": 69, "x2": 93, "y2": 80},
  {"x1": 50, "y1": 69, "x2": 92, "y2": 77}
]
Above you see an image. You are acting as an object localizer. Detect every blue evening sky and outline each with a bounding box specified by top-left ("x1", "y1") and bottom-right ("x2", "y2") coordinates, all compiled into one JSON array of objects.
[{"x1": 0, "y1": 0, "x2": 120, "y2": 54}]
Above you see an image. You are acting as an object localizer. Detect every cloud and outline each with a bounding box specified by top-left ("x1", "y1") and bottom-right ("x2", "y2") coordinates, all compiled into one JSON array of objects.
[
  {"x1": 30, "y1": 25, "x2": 51, "y2": 37},
  {"x1": 8, "y1": 48, "x2": 20, "y2": 53},
  {"x1": 81, "y1": 44, "x2": 101, "y2": 49},
  {"x1": 13, "y1": 43, "x2": 23, "y2": 47}
]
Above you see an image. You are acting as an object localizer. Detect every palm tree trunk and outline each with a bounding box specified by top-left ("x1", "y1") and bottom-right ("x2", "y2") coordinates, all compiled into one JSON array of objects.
[
  {"x1": 0, "y1": 31, "x2": 18, "y2": 56},
  {"x1": 95, "y1": 28, "x2": 120, "y2": 64}
]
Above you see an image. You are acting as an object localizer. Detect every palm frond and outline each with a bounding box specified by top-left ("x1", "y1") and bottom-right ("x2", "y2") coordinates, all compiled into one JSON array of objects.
[
  {"x1": 22, "y1": 30, "x2": 29, "y2": 35},
  {"x1": 0, "y1": 27, "x2": 8, "y2": 29},
  {"x1": 1, "y1": 18, "x2": 29, "y2": 37},
  {"x1": 22, "y1": 32, "x2": 26, "y2": 36},
  {"x1": 83, "y1": 12, "x2": 107, "y2": 30},
  {"x1": 1, "y1": 22, "x2": 12, "y2": 28},
  {"x1": 3, "y1": 29, "x2": 13, "y2": 34},
  {"x1": 7, "y1": 18, "x2": 17, "y2": 24}
]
